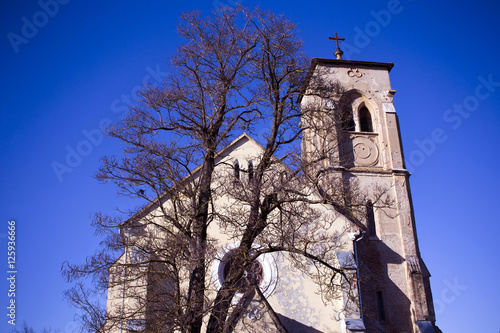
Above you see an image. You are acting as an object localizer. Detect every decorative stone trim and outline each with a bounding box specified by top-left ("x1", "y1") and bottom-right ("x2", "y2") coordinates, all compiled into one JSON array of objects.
[{"x1": 211, "y1": 242, "x2": 278, "y2": 302}]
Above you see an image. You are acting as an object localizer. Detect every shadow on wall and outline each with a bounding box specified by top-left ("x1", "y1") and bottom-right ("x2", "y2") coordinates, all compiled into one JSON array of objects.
[{"x1": 276, "y1": 313, "x2": 323, "y2": 333}]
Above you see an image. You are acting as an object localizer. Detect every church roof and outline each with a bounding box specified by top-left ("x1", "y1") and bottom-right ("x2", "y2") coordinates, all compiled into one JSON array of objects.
[{"x1": 311, "y1": 57, "x2": 394, "y2": 71}]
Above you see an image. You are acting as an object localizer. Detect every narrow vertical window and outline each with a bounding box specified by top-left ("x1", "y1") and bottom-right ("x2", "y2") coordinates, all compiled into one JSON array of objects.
[
  {"x1": 377, "y1": 291, "x2": 386, "y2": 322},
  {"x1": 359, "y1": 106, "x2": 373, "y2": 132},
  {"x1": 248, "y1": 161, "x2": 254, "y2": 181},
  {"x1": 367, "y1": 200, "x2": 376, "y2": 237},
  {"x1": 233, "y1": 160, "x2": 240, "y2": 179}
]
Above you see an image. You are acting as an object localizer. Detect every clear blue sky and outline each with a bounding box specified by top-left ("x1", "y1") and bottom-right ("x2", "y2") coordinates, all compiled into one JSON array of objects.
[{"x1": 1, "y1": 0, "x2": 499, "y2": 332}]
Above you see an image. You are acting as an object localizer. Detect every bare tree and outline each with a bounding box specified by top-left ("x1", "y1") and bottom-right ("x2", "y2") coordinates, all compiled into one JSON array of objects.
[
  {"x1": 63, "y1": 6, "x2": 393, "y2": 333},
  {"x1": 9, "y1": 322, "x2": 56, "y2": 333}
]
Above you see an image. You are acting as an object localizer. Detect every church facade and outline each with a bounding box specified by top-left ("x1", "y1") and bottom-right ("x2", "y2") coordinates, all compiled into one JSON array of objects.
[{"x1": 104, "y1": 54, "x2": 440, "y2": 333}]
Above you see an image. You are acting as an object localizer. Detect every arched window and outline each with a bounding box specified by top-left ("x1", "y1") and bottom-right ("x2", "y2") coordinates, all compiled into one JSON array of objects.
[
  {"x1": 367, "y1": 200, "x2": 376, "y2": 237},
  {"x1": 359, "y1": 106, "x2": 373, "y2": 132},
  {"x1": 233, "y1": 160, "x2": 240, "y2": 179},
  {"x1": 248, "y1": 161, "x2": 254, "y2": 181}
]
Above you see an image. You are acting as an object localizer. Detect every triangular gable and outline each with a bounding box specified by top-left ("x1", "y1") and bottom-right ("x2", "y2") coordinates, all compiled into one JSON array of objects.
[{"x1": 121, "y1": 133, "x2": 266, "y2": 227}]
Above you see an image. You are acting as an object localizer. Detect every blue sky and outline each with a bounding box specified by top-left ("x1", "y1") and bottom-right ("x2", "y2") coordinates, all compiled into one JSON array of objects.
[{"x1": 1, "y1": 0, "x2": 499, "y2": 332}]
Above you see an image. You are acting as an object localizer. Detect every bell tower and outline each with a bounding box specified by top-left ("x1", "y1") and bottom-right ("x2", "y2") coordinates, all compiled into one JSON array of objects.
[{"x1": 300, "y1": 39, "x2": 440, "y2": 332}]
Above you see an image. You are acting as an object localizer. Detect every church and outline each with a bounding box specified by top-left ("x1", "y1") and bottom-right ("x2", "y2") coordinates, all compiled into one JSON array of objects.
[{"x1": 103, "y1": 39, "x2": 441, "y2": 333}]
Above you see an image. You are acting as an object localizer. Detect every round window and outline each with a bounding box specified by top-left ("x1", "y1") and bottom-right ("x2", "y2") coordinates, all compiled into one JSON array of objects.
[
  {"x1": 211, "y1": 242, "x2": 278, "y2": 300},
  {"x1": 222, "y1": 254, "x2": 264, "y2": 291}
]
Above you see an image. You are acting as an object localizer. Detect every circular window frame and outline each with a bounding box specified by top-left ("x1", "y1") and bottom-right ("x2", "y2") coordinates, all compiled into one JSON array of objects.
[{"x1": 211, "y1": 242, "x2": 278, "y2": 301}]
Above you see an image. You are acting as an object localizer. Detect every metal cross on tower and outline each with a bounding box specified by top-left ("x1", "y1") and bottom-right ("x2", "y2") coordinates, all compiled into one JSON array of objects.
[{"x1": 329, "y1": 32, "x2": 345, "y2": 60}]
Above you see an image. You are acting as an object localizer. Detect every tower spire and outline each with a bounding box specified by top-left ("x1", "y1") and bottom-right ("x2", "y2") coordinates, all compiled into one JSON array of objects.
[{"x1": 329, "y1": 32, "x2": 345, "y2": 60}]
